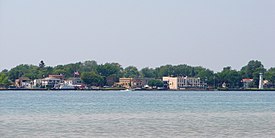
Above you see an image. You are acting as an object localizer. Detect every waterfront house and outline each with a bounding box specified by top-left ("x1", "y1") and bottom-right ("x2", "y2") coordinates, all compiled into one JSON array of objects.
[
  {"x1": 63, "y1": 77, "x2": 86, "y2": 89},
  {"x1": 15, "y1": 77, "x2": 31, "y2": 88},
  {"x1": 241, "y1": 78, "x2": 253, "y2": 89},
  {"x1": 41, "y1": 75, "x2": 64, "y2": 88},
  {"x1": 64, "y1": 77, "x2": 82, "y2": 86}
]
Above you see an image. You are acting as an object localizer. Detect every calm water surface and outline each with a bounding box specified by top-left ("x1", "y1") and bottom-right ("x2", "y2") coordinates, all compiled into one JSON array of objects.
[{"x1": 0, "y1": 91, "x2": 275, "y2": 138}]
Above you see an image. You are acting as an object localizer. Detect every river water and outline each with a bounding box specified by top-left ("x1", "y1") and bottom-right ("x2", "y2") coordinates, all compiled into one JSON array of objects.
[{"x1": 0, "y1": 91, "x2": 274, "y2": 137}]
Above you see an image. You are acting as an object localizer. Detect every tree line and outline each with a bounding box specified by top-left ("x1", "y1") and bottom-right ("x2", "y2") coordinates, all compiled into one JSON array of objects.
[{"x1": 0, "y1": 60, "x2": 275, "y2": 88}]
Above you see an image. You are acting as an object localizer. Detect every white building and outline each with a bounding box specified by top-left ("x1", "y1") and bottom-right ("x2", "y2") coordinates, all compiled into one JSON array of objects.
[
  {"x1": 64, "y1": 78, "x2": 83, "y2": 87},
  {"x1": 41, "y1": 77, "x2": 62, "y2": 88},
  {"x1": 163, "y1": 76, "x2": 203, "y2": 90},
  {"x1": 242, "y1": 78, "x2": 253, "y2": 89}
]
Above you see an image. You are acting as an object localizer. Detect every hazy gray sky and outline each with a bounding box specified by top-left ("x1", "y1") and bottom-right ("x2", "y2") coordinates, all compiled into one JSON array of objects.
[{"x1": 1, "y1": 0, "x2": 274, "y2": 72}]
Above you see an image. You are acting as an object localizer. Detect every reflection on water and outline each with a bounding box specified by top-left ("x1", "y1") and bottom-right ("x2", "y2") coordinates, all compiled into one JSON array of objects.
[{"x1": 0, "y1": 91, "x2": 275, "y2": 137}]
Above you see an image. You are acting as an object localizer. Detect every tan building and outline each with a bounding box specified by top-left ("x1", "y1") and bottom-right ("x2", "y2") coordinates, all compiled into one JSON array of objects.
[
  {"x1": 163, "y1": 77, "x2": 178, "y2": 90},
  {"x1": 116, "y1": 78, "x2": 152, "y2": 89},
  {"x1": 163, "y1": 76, "x2": 202, "y2": 90},
  {"x1": 15, "y1": 77, "x2": 31, "y2": 88}
]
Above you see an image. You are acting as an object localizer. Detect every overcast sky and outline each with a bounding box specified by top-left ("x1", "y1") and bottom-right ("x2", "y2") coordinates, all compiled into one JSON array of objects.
[{"x1": 0, "y1": 0, "x2": 274, "y2": 72}]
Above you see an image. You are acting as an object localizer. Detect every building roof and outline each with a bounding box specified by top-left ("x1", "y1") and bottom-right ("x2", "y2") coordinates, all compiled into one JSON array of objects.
[
  {"x1": 48, "y1": 75, "x2": 64, "y2": 79},
  {"x1": 42, "y1": 77, "x2": 61, "y2": 81},
  {"x1": 17, "y1": 77, "x2": 31, "y2": 81},
  {"x1": 242, "y1": 78, "x2": 253, "y2": 82}
]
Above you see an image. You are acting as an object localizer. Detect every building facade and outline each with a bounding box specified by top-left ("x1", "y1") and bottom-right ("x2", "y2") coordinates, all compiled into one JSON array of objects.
[
  {"x1": 116, "y1": 78, "x2": 152, "y2": 89},
  {"x1": 41, "y1": 75, "x2": 64, "y2": 88},
  {"x1": 15, "y1": 77, "x2": 31, "y2": 88},
  {"x1": 163, "y1": 76, "x2": 203, "y2": 90}
]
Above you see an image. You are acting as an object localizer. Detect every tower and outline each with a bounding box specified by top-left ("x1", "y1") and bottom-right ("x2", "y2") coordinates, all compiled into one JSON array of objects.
[{"x1": 259, "y1": 73, "x2": 263, "y2": 89}]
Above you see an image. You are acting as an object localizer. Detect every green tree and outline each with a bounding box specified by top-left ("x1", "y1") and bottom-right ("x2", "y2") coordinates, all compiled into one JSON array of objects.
[
  {"x1": 8, "y1": 64, "x2": 40, "y2": 81},
  {"x1": 96, "y1": 63, "x2": 123, "y2": 85},
  {"x1": 80, "y1": 60, "x2": 98, "y2": 72},
  {"x1": 173, "y1": 64, "x2": 194, "y2": 77},
  {"x1": 155, "y1": 65, "x2": 174, "y2": 78},
  {"x1": 39, "y1": 60, "x2": 45, "y2": 68},
  {"x1": 265, "y1": 68, "x2": 275, "y2": 85},
  {"x1": 81, "y1": 72, "x2": 104, "y2": 86},
  {"x1": 0, "y1": 73, "x2": 10, "y2": 88},
  {"x1": 216, "y1": 66, "x2": 242, "y2": 88},
  {"x1": 124, "y1": 66, "x2": 140, "y2": 78},
  {"x1": 97, "y1": 63, "x2": 122, "y2": 77},
  {"x1": 1, "y1": 69, "x2": 8, "y2": 73},
  {"x1": 194, "y1": 66, "x2": 215, "y2": 86},
  {"x1": 240, "y1": 60, "x2": 266, "y2": 87},
  {"x1": 140, "y1": 67, "x2": 156, "y2": 78},
  {"x1": 148, "y1": 79, "x2": 164, "y2": 88}
]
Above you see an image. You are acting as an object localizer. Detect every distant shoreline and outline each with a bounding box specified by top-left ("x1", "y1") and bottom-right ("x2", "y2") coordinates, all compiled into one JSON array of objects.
[{"x1": 1, "y1": 88, "x2": 275, "y2": 91}]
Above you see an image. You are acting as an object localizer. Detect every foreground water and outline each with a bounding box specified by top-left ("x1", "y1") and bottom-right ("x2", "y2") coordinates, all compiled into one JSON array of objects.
[{"x1": 0, "y1": 91, "x2": 275, "y2": 138}]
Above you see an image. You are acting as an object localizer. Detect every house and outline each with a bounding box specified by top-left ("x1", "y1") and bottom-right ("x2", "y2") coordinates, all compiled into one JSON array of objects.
[
  {"x1": 64, "y1": 77, "x2": 82, "y2": 86},
  {"x1": 163, "y1": 76, "x2": 203, "y2": 90},
  {"x1": 15, "y1": 77, "x2": 31, "y2": 88},
  {"x1": 63, "y1": 77, "x2": 86, "y2": 89},
  {"x1": 41, "y1": 75, "x2": 64, "y2": 88},
  {"x1": 241, "y1": 78, "x2": 253, "y2": 89}
]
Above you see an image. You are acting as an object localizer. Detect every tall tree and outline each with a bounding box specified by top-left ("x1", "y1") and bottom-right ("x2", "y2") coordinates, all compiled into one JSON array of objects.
[
  {"x1": 39, "y1": 60, "x2": 45, "y2": 68},
  {"x1": 148, "y1": 79, "x2": 164, "y2": 87},
  {"x1": 8, "y1": 64, "x2": 40, "y2": 81},
  {"x1": 140, "y1": 67, "x2": 156, "y2": 78},
  {"x1": 81, "y1": 72, "x2": 104, "y2": 86},
  {"x1": 155, "y1": 65, "x2": 174, "y2": 78},
  {"x1": 124, "y1": 66, "x2": 140, "y2": 78},
  {"x1": 240, "y1": 60, "x2": 266, "y2": 87},
  {"x1": 216, "y1": 66, "x2": 242, "y2": 88},
  {"x1": 194, "y1": 67, "x2": 215, "y2": 86},
  {"x1": 81, "y1": 60, "x2": 98, "y2": 72},
  {"x1": 0, "y1": 73, "x2": 10, "y2": 88},
  {"x1": 97, "y1": 63, "x2": 122, "y2": 77},
  {"x1": 265, "y1": 68, "x2": 275, "y2": 85}
]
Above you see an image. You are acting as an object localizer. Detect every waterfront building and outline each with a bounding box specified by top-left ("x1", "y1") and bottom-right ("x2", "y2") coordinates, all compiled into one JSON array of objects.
[
  {"x1": 242, "y1": 78, "x2": 253, "y2": 89},
  {"x1": 63, "y1": 77, "x2": 86, "y2": 89},
  {"x1": 41, "y1": 75, "x2": 64, "y2": 88},
  {"x1": 15, "y1": 77, "x2": 31, "y2": 88},
  {"x1": 33, "y1": 79, "x2": 42, "y2": 88},
  {"x1": 163, "y1": 76, "x2": 203, "y2": 90},
  {"x1": 64, "y1": 77, "x2": 82, "y2": 86},
  {"x1": 116, "y1": 78, "x2": 152, "y2": 89}
]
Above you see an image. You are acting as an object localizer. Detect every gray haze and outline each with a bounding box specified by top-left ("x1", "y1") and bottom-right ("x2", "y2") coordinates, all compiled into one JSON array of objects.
[{"x1": 1, "y1": 0, "x2": 275, "y2": 72}]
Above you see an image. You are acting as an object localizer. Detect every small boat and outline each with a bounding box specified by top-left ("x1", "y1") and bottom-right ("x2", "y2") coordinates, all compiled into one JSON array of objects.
[
  {"x1": 59, "y1": 84, "x2": 77, "y2": 90},
  {"x1": 121, "y1": 89, "x2": 132, "y2": 92}
]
